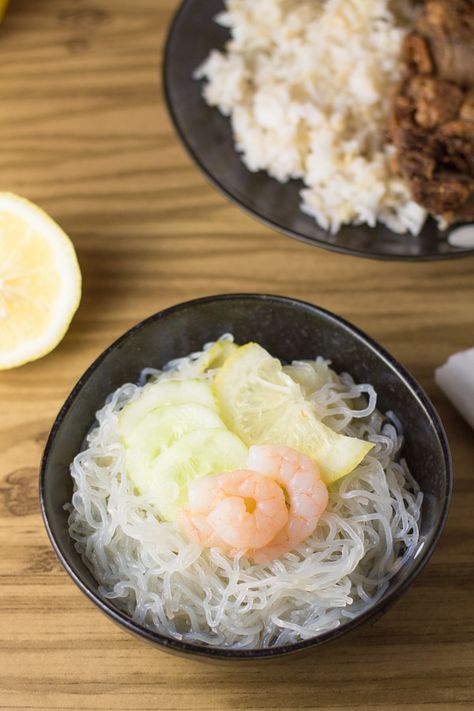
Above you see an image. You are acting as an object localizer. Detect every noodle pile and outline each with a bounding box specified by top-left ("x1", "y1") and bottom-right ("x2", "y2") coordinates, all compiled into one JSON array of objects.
[{"x1": 67, "y1": 339, "x2": 422, "y2": 648}]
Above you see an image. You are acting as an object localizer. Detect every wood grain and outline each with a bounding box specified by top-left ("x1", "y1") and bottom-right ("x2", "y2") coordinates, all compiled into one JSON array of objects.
[{"x1": 1, "y1": 1, "x2": 474, "y2": 709}]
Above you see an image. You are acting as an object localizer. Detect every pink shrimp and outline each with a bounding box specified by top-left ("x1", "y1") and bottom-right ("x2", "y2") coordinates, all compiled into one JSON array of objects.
[
  {"x1": 179, "y1": 445, "x2": 328, "y2": 562},
  {"x1": 247, "y1": 445, "x2": 328, "y2": 562},
  {"x1": 180, "y1": 469, "x2": 288, "y2": 552}
]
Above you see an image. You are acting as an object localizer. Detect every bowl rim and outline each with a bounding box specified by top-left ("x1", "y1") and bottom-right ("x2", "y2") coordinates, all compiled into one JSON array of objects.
[
  {"x1": 40, "y1": 293, "x2": 453, "y2": 659},
  {"x1": 162, "y1": 0, "x2": 474, "y2": 263}
]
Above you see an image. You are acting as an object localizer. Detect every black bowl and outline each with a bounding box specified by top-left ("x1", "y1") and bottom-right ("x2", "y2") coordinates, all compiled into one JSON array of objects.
[
  {"x1": 40, "y1": 294, "x2": 452, "y2": 660},
  {"x1": 163, "y1": 0, "x2": 474, "y2": 261}
]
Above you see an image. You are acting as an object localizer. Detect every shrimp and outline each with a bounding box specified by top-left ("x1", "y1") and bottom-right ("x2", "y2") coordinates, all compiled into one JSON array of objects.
[
  {"x1": 180, "y1": 469, "x2": 288, "y2": 552},
  {"x1": 247, "y1": 445, "x2": 328, "y2": 562}
]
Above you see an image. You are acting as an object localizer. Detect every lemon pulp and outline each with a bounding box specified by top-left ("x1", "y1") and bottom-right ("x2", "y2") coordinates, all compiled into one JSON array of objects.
[
  {"x1": 213, "y1": 342, "x2": 374, "y2": 484},
  {"x1": 0, "y1": 193, "x2": 81, "y2": 369}
]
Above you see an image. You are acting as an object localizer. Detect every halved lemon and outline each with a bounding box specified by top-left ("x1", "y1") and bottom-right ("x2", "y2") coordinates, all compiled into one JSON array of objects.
[
  {"x1": 213, "y1": 342, "x2": 374, "y2": 484},
  {"x1": 0, "y1": 193, "x2": 81, "y2": 369}
]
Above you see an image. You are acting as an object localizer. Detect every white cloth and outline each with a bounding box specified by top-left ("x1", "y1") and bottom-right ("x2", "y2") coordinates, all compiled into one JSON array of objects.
[{"x1": 435, "y1": 349, "x2": 474, "y2": 430}]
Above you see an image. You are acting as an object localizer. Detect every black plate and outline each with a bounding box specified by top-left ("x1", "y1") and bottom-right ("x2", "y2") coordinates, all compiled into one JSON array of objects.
[
  {"x1": 163, "y1": 0, "x2": 474, "y2": 261},
  {"x1": 40, "y1": 294, "x2": 452, "y2": 661}
]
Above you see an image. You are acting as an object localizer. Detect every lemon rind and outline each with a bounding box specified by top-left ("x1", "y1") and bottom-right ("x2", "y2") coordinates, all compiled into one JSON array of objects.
[{"x1": 0, "y1": 193, "x2": 81, "y2": 370}]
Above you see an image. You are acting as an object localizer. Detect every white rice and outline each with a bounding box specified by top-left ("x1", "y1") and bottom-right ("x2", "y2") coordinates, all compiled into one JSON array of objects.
[
  {"x1": 67, "y1": 336, "x2": 422, "y2": 649},
  {"x1": 195, "y1": 0, "x2": 427, "y2": 235}
]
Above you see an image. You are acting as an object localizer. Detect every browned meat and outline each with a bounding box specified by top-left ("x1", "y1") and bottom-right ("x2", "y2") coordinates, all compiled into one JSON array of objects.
[
  {"x1": 438, "y1": 121, "x2": 474, "y2": 173},
  {"x1": 389, "y1": 0, "x2": 474, "y2": 222},
  {"x1": 439, "y1": 120, "x2": 474, "y2": 151},
  {"x1": 416, "y1": 0, "x2": 474, "y2": 86},
  {"x1": 410, "y1": 174, "x2": 474, "y2": 215},
  {"x1": 455, "y1": 193, "x2": 474, "y2": 220},
  {"x1": 460, "y1": 89, "x2": 474, "y2": 122},
  {"x1": 402, "y1": 32, "x2": 433, "y2": 74},
  {"x1": 398, "y1": 150, "x2": 436, "y2": 182},
  {"x1": 418, "y1": 0, "x2": 474, "y2": 43},
  {"x1": 407, "y1": 76, "x2": 463, "y2": 128},
  {"x1": 429, "y1": 36, "x2": 474, "y2": 86}
]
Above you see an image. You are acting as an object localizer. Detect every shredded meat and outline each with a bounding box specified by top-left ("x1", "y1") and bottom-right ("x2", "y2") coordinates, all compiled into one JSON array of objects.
[
  {"x1": 460, "y1": 89, "x2": 474, "y2": 123},
  {"x1": 417, "y1": 0, "x2": 474, "y2": 43},
  {"x1": 407, "y1": 76, "x2": 463, "y2": 128},
  {"x1": 389, "y1": 0, "x2": 474, "y2": 222},
  {"x1": 402, "y1": 32, "x2": 434, "y2": 74}
]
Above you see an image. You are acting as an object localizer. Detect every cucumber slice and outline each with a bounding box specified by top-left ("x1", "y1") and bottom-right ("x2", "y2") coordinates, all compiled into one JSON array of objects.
[
  {"x1": 148, "y1": 429, "x2": 248, "y2": 521},
  {"x1": 125, "y1": 404, "x2": 225, "y2": 491},
  {"x1": 119, "y1": 378, "x2": 217, "y2": 440}
]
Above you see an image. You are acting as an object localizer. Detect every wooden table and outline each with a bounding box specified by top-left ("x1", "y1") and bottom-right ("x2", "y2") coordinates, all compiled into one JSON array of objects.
[{"x1": 1, "y1": 1, "x2": 473, "y2": 709}]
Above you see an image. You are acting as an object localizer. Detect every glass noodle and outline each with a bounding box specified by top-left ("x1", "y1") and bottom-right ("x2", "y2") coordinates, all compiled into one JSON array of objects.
[{"x1": 67, "y1": 336, "x2": 422, "y2": 648}]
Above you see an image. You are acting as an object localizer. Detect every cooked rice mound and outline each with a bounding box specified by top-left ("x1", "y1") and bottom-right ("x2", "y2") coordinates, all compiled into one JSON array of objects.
[
  {"x1": 195, "y1": 0, "x2": 427, "y2": 235},
  {"x1": 67, "y1": 340, "x2": 422, "y2": 649}
]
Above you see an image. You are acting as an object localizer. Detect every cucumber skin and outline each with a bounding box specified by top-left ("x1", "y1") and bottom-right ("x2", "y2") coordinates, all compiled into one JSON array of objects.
[
  {"x1": 125, "y1": 403, "x2": 225, "y2": 493},
  {"x1": 119, "y1": 379, "x2": 218, "y2": 440},
  {"x1": 148, "y1": 429, "x2": 248, "y2": 522}
]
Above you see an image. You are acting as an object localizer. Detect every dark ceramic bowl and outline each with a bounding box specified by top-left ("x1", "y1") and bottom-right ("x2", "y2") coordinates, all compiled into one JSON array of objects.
[
  {"x1": 163, "y1": 0, "x2": 474, "y2": 261},
  {"x1": 40, "y1": 294, "x2": 452, "y2": 660}
]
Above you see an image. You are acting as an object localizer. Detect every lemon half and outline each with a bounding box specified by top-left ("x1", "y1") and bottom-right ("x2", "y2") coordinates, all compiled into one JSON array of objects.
[
  {"x1": 213, "y1": 342, "x2": 374, "y2": 484},
  {"x1": 0, "y1": 193, "x2": 82, "y2": 369}
]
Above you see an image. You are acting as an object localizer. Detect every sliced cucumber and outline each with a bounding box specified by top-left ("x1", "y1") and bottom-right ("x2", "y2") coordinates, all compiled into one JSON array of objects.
[
  {"x1": 126, "y1": 404, "x2": 225, "y2": 492},
  {"x1": 119, "y1": 378, "x2": 217, "y2": 441},
  {"x1": 148, "y1": 429, "x2": 248, "y2": 521}
]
